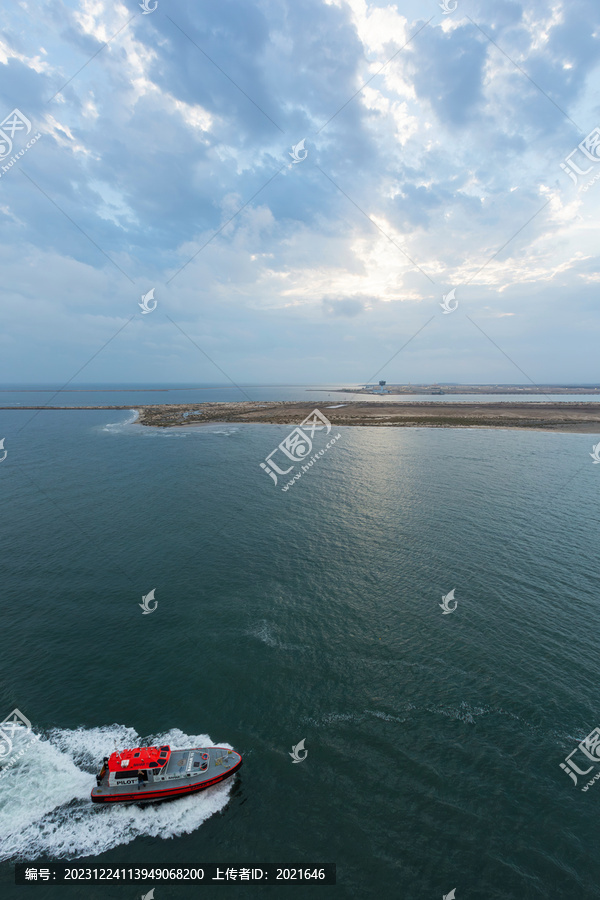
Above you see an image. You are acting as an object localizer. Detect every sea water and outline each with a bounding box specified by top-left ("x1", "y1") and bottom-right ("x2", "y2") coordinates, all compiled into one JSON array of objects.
[{"x1": 1, "y1": 394, "x2": 599, "y2": 898}]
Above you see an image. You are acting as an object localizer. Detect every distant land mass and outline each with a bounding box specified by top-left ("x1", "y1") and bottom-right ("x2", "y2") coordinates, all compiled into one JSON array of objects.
[{"x1": 327, "y1": 383, "x2": 600, "y2": 395}]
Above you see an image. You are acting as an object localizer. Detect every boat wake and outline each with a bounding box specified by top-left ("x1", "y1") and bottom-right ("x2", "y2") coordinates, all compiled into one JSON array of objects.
[
  {"x1": 248, "y1": 620, "x2": 303, "y2": 651},
  {"x1": 0, "y1": 724, "x2": 234, "y2": 862}
]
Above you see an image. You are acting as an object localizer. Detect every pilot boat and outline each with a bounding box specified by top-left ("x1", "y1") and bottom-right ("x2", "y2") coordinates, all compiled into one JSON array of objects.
[{"x1": 91, "y1": 743, "x2": 242, "y2": 804}]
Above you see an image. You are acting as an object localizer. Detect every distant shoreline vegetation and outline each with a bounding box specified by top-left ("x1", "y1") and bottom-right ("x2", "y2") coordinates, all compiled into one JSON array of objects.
[
  {"x1": 341, "y1": 384, "x2": 600, "y2": 396},
  {"x1": 2, "y1": 400, "x2": 599, "y2": 432}
]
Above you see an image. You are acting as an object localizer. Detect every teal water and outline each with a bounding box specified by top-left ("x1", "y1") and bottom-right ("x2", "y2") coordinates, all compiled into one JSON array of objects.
[{"x1": 1, "y1": 402, "x2": 600, "y2": 899}]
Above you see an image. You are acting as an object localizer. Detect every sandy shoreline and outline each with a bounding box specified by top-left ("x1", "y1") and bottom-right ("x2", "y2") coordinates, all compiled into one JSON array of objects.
[{"x1": 2, "y1": 401, "x2": 600, "y2": 433}]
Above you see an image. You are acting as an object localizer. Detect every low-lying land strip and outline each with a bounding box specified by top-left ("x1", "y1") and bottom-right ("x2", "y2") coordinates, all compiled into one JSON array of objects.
[
  {"x1": 334, "y1": 384, "x2": 600, "y2": 396},
  {"x1": 2, "y1": 401, "x2": 600, "y2": 432}
]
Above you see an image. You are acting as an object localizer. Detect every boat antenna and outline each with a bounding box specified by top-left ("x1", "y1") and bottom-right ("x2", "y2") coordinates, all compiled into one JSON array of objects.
[{"x1": 114, "y1": 739, "x2": 120, "y2": 758}]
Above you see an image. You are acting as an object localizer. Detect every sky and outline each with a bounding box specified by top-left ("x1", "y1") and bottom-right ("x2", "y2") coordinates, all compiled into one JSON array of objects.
[{"x1": 0, "y1": 0, "x2": 599, "y2": 386}]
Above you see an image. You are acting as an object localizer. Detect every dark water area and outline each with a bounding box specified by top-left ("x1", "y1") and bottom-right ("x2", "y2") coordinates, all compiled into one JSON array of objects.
[{"x1": 1, "y1": 400, "x2": 600, "y2": 899}]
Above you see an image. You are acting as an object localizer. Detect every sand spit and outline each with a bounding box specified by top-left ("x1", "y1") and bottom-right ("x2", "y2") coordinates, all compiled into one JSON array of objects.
[
  {"x1": 2, "y1": 401, "x2": 600, "y2": 432},
  {"x1": 137, "y1": 400, "x2": 600, "y2": 432}
]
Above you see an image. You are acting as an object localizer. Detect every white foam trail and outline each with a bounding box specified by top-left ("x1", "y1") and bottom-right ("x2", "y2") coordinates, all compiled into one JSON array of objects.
[
  {"x1": 251, "y1": 621, "x2": 279, "y2": 648},
  {"x1": 0, "y1": 725, "x2": 235, "y2": 861},
  {"x1": 248, "y1": 621, "x2": 302, "y2": 651},
  {"x1": 102, "y1": 410, "x2": 139, "y2": 431}
]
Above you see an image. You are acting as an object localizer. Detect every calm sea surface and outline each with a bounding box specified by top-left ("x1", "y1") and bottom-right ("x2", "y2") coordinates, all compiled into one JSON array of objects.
[{"x1": 1, "y1": 386, "x2": 600, "y2": 899}]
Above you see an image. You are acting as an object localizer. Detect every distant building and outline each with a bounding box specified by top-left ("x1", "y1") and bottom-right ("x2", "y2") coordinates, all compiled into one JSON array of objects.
[{"x1": 360, "y1": 380, "x2": 389, "y2": 394}]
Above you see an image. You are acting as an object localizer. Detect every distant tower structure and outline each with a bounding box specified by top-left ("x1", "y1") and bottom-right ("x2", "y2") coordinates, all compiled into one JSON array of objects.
[{"x1": 378, "y1": 380, "x2": 387, "y2": 394}]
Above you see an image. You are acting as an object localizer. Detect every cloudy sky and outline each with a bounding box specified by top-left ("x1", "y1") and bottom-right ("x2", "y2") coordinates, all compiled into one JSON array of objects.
[{"x1": 0, "y1": 0, "x2": 599, "y2": 385}]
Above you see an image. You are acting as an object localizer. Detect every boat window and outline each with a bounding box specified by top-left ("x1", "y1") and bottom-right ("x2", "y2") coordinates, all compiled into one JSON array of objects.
[
  {"x1": 148, "y1": 762, "x2": 159, "y2": 768},
  {"x1": 115, "y1": 770, "x2": 139, "y2": 780}
]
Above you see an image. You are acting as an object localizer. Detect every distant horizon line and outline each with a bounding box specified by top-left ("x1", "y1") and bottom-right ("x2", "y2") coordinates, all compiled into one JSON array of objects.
[
  {"x1": 0, "y1": 382, "x2": 600, "y2": 391},
  {"x1": 0, "y1": 381, "x2": 600, "y2": 394}
]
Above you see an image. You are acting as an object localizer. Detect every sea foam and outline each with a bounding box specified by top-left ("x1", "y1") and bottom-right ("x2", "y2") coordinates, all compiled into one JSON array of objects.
[
  {"x1": 102, "y1": 410, "x2": 139, "y2": 431},
  {"x1": 0, "y1": 724, "x2": 233, "y2": 861}
]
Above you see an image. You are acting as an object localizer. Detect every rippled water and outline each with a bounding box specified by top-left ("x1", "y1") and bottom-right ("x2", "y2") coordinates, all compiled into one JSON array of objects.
[{"x1": 1, "y1": 402, "x2": 599, "y2": 898}]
